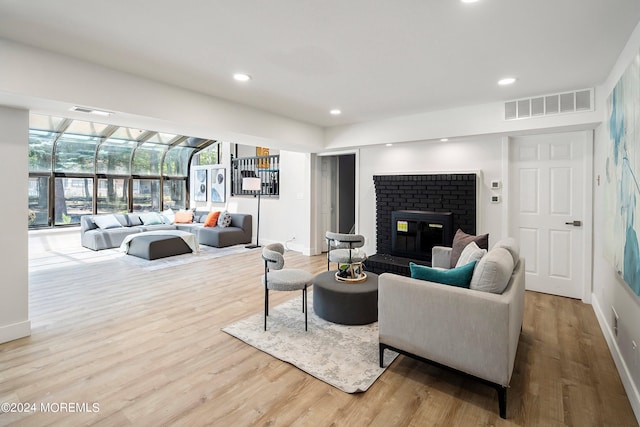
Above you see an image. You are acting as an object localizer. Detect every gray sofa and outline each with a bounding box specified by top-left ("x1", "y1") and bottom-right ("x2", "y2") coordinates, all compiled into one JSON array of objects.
[
  {"x1": 378, "y1": 239, "x2": 525, "y2": 418},
  {"x1": 81, "y1": 211, "x2": 252, "y2": 251}
]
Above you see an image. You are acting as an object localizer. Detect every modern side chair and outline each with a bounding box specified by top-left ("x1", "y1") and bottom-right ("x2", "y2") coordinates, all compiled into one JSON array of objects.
[
  {"x1": 261, "y1": 243, "x2": 314, "y2": 331},
  {"x1": 325, "y1": 231, "x2": 367, "y2": 270}
]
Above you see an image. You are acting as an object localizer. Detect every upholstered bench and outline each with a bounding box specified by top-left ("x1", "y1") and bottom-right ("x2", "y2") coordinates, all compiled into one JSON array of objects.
[{"x1": 126, "y1": 234, "x2": 193, "y2": 260}]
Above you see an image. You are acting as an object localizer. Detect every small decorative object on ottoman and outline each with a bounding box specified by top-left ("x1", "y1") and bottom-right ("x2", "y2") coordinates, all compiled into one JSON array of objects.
[{"x1": 335, "y1": 262, "x2": 367, "y2": 283}]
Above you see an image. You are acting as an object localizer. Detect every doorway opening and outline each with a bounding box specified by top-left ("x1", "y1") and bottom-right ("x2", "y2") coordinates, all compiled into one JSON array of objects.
[{"x1": 319, "y1": 153, "x2": 356, "y2": 252}]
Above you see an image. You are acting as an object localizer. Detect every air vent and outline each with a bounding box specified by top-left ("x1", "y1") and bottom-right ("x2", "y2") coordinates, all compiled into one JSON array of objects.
[
  {"x1": 504, "y1": 88, "x2": 593, "y2": 120},
  {"x1": 71, "y1": 106, "x2": 93, "y2": 114},
  {"x1": 70, "y1": 106, "x2": 113, "y2": 117}
]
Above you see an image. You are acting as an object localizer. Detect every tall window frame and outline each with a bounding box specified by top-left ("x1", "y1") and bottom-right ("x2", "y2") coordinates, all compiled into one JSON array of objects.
[{"x1": 28, "y1": 113, "x2": 217, "y2": 229}]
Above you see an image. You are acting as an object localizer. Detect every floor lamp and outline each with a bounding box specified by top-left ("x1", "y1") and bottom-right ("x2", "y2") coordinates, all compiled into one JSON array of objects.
[{"x1": 243, "y1": 177, "x2": 262, "y2": 249}]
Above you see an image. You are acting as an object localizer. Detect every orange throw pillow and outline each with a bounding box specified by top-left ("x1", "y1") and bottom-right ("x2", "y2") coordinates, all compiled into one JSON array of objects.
[
  {"x1": 204, "y1": 211, "x2": 221, "y2": 227},
  {"x1": 174, "y1": 211, "x2": 194, "y2": 224}
]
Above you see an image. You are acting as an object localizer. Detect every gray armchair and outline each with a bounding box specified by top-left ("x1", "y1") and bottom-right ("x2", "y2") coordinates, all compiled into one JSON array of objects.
[{"x1": 378, "y1": 239, "x2": 525, "y2": 418}]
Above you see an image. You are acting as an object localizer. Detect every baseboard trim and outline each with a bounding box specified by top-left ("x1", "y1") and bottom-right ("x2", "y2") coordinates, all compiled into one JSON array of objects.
[
  {"x1": 592, "y1": 294, "x2": 640, "y2": 423},
  {"x1": 0, "y1": 320, "x2": 31, "y2": 344}
]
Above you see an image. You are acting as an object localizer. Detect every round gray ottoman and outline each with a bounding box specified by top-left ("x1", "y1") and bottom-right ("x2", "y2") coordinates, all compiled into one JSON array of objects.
[{"x1": 313, "y1": 270, "x2": 379, "y2": 325}]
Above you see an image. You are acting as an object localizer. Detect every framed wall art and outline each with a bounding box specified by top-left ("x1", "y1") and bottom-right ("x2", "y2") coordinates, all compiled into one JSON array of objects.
[
  {"x1": 605, "y1": 50, "x2": 640, "y2": 296},
  {"x1": 210, "y1": 167, "x2": 226, "y2": 203},
  {"x1": 194, "y1": 168, "x2": 207, "y2": 202}
]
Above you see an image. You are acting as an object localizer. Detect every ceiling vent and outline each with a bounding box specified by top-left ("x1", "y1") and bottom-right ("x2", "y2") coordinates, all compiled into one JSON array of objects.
[
  {"x1": 70, "y1": 106, "x2": 113, "y2": 117},
  {"x1": 504, "y1": 88, "x2": 593, "y2": 120}
]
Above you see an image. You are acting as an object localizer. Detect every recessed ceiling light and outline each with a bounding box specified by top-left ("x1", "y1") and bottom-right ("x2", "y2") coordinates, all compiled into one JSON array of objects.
[
  {"x1": 330, "y1": 109, "x2": 342, "y2": 115},
  {"x1": 233, "y1": 73, "x2": 251, "y2": 82},
  {"x1": 440, "y1": 138, "x2": 449, "y2": 142},
  {"x1": 498, "y1": 77, "x2": 517, "y2": 86},
  {"x1": 461, "y1": 0, "x2": 479, "y2": 3},
  {"x1": 385, "y1": 143, "x2": 393, "y2": 147}
]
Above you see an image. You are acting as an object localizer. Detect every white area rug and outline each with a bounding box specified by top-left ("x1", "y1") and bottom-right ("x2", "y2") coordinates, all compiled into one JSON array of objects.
[
  {"x1": 222, "y1": 292, "x2": 398, "y2": 393},
  {"x1": 120, "y1": 243, "x2": 249, "y2": 271}
]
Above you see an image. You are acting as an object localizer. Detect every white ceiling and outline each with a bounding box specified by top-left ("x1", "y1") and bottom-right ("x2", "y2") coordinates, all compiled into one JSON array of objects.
[{"x1": 0, "y1": 0, "x2": 638, "y2": 128}]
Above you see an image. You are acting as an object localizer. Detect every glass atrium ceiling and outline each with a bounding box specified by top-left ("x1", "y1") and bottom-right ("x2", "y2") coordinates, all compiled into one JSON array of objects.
[{"x1": 28, "y1": 113, "x2": 216, "y2": 177}]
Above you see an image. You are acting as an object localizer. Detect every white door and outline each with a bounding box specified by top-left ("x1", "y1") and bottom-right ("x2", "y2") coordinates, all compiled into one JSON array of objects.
[{"x1": 509, "y1": 132, "x2": 589, "y2": 299}]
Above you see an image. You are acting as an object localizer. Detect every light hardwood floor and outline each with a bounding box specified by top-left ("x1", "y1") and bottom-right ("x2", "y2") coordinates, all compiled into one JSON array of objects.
[{"x1": 0, "y1": 230, "x2": 637, "y2": 426}]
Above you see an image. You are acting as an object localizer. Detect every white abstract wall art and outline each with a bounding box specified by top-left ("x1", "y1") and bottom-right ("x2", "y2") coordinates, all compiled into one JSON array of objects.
[
  {"x1": 605, "y1": 50, "x2": 640, "y2": 297},
  {"x1": 194, "y1": 169, "x2": 207, "y2": 202},
  {"x1": 210, "y1": 167, "x2": 226, "y2": 203}
]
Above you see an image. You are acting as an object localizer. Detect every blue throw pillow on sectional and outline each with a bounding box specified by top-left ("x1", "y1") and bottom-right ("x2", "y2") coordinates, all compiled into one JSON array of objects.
[{"x1": 409, "y1": 261, "x2": 477, "y2": 288}]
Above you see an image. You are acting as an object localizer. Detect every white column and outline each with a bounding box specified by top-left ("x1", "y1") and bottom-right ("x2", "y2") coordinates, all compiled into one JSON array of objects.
[{"x1": 0, "y1": 106, "x2": 30, "y2": 343}]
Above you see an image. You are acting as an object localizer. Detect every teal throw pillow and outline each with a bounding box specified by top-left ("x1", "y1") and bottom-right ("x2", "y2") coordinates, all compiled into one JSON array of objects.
[{"x1": 409, "y1": 261, "x2": 477, "y2": 288}]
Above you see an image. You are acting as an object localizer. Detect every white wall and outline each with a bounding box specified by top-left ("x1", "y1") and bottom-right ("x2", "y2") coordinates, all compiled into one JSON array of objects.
[
  {"x1": 356, "y1": 136, "x2": 505, "y2": 258},
  {"x1": 188, "y1": 142, "x2": 312, "y2": 252},
  {"x1": 591, "y1": 20, "x2": 640, "y2": 420},
  {"x1": 0, "y1": 38, "x2": 324, "y2": 153},
  {"x1": 325, "y1": 98, "x2": 602, "y2": 150},
  {"x1": 0, "y1": 106, "x2": 30, "y2": 343},
  {"x1": 221, "y1": 150, "x2": 312, "y2": 254},
  {"x1": 190, "y1": 142, "x2": 232, "y2": 211}
]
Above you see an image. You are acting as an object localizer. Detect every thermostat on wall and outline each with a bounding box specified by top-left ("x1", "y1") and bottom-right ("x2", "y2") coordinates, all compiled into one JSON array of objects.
[
  {"x1": 491, "y1": 195, "x2": 501, "y2": 204},
  {"x1": 490, "y1": 180, "x2": 501, "y2": 189}
]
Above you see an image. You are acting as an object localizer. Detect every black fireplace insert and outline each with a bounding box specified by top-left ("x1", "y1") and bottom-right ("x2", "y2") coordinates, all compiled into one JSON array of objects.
[{"x1": 391, "y1": 210, "x2": 454, "y2": 261}]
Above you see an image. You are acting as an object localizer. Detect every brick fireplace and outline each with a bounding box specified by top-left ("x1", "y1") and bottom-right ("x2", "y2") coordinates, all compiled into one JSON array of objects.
[{"x1": 368, "y1": 173, "x2": 478, "y2": 276}]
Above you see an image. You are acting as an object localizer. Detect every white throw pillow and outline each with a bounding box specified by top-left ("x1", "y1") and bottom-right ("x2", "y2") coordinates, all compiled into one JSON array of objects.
[
  {"x1": 493, "y1": 238, "x2": 520, "y2": 266},
  {"x1": 470, "y1": 247, "x2": 514, "y2": 294},
  {"x1": 161, "y1": 208, "x2": 175, "y2": 224},
  {"x1": 455, "y1": 241, "x2": 487, "y2": 268},
  {"x1": 139, "y1": 212, "x2": 164, "y2": 225},
  {"x1": 93, "y1": 214, "x2": 122, "y2": 230}
]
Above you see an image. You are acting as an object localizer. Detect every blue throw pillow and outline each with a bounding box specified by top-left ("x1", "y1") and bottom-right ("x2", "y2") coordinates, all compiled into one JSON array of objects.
[{"x1": 409, "y1": 261, "x2": 477, "y2": 288}]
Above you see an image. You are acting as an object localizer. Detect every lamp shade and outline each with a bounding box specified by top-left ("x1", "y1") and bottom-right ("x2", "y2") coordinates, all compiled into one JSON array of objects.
[{"x1": 242, "y1": 177, "x2": 261, "y2": 192}]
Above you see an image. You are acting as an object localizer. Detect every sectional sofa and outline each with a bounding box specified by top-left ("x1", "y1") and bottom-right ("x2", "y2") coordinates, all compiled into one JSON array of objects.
[{"x1": 81, "y1": 210, "x2": 252, "y2": 251}]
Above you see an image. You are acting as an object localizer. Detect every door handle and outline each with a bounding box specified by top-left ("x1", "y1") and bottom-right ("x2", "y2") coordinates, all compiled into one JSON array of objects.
[{"x1": 565, "y1": 220, "x2": 582, "y2": 226}]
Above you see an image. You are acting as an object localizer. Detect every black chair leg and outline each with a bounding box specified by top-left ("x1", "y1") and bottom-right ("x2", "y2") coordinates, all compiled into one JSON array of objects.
[
  {"x1": 379, "y1": 344, "x2": 385, "y2": 368},
  {"x1": 498, "y1": 386, "x2": 507, "y2": 419},
  {"x1": 304, "y1": 286, "x2": 308, "y2": 331},
  {"x1": 327, "y1": 238, "x2": 330, "y2": 271},
  {"x1": 264, "y1": 288, "x2": 269, "y2": 331}
]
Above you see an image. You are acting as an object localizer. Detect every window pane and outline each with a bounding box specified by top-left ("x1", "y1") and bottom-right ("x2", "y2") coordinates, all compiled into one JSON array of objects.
[
  {"x1": 132, "y1": 143, "x2": 166, "y2": 175},
  {"x1": 163, "y1": 146, "x2": 193, "y2": 177},
  {"x1": 97, "y1": 139, "x2": 137, "y2": 174},
  {"x1": 30, "y1": 114, "x2": 65, "y2": 132},
  {"x1": 28, "y1": 176, "x2": 49, "y2": 227},
  {"x1": 64, "y1": 119, "x2": 109, "y2": 136},
  {"x1": 54, "y1": 177, "x2": 93, "y2": 225},
  {"x1": 163, "y1": 179, "x2": 186, "y2": 210},
  {"x1": 146, "y1": 132, "x2": 177, "y2": 144},
  {"x1": 194, "y1": 144, "x2": 219, "y2": 165},
  {"x1": 55, "y1": 134, "x2": 99, "y2": 173},
  {"x1": 110, "y1": 126, "x2": 145, "y2": 140},
  {"x1": 132, "y1": 179, "x2": 160, "y2": 212},
  {"x1": 97, "y1": 178, "x2": 129, "y2": 214},
  {"x1": 29, "y1": 130, "x2": 56, "y2": 172}
]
